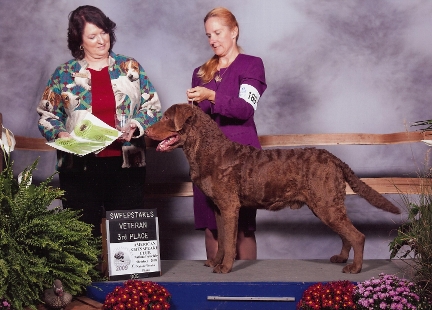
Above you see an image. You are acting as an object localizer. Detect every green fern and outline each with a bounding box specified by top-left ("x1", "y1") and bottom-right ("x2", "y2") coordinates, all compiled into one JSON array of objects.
[{"x1": 0, "y1": 158, "x2": 102, "y2": 309}]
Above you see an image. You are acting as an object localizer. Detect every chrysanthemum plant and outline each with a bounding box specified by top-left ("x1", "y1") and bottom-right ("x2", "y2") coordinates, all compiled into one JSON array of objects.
[
  {"x1": 354, "y1": 273, "x2": 430, "y2": 310},
  {"x1": 0, "y1": 298, "x2": 11, "y2": 310},
  {"x1": 298, "y1": 275, "x2": 430, "y2": 310},
  {"x1": 0, "y1": 126, "x2": 102, "y2": 309},
  {"x1": 103, "y1": 280, "x2": 171, "y2": 309},
  {"x1": 297, "y1": 280, "x2": 357, "y2": 309}
]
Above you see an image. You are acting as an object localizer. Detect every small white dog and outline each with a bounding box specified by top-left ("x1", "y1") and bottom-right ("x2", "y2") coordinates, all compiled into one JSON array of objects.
[
  {"x1": 61, "y1": 92, "x2": 81, "y2": 113},
  {"x1": 121, "y1": 59, "x2": 140, "y2": 82},
  {"x1": 38, "y1": 88, "x2": 60, "y2": 114},
  {"x1": 37, "y1": 88, "x2": 62, "y2": 131},
  {"x1": 141, "y1": 93, "x2": 162, "y2": 118},
  {"x1": 112, "y1": 59, "x2": 141, "y2": 111},
  {"x1": 121, "y1": 144, "x2": 146, "y2": 168},
  {"x1": 67, "y1": 67, "x2": 91, "y2": 90},
  {"x1": 61, "y1": 92, "x2": 87, "y2": 132}
]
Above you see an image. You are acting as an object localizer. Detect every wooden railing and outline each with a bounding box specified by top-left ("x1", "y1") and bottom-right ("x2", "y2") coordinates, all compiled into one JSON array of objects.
[{"x1": 2, "y1": 113, "x2": 430, "y2": 196}]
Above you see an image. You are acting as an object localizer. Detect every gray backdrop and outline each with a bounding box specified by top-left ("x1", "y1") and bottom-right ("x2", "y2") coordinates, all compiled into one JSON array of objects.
[{"x1": 1, "y1": 0, "x2": 431, "y2": 261}]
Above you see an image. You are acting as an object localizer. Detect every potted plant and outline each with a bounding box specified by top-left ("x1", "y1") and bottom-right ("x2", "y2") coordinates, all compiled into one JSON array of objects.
[
  {"x1": 0, "y1": 126, "x2": 102, "y2": 309},
  {"x1": 354, "y1": 273, "x2": 430, "y2": 310},
  {"x1": 389, "y1": 119, "x2": 432, "y2": 301},
  {"x1": 103, "y1": 280, "x2": 171, "y2": 309},
  {"x1": 298, "y1": 275, "x2": 430, "y2": 310},
  {"x1": 297, "y1": 280, "x2": 357, "y2": 309},
  {"x1": 0, "y1": 298, "x2": 11, "y2": 310}
]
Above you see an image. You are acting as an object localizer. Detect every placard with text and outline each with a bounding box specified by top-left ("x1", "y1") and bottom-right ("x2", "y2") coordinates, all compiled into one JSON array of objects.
[{"x1": 106, "y1": 209, "x2": 160, "y2": 281}]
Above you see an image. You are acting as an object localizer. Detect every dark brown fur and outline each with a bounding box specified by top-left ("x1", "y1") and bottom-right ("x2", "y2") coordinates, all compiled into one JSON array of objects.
[{"x1": 145, "y1": 103, "x2": 400, "y2": 274}]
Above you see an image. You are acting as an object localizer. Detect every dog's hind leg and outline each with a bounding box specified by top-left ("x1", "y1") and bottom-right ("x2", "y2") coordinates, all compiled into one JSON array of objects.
[
  {"x1": 313, "y1": 204, "x2": 365, "y2": 274},
  {"x1": 336, "y1": 224, "x2": 365, "y2": 274},
  {"x1": 330, "y1": 235, "x2": 351, "y2": 263}
]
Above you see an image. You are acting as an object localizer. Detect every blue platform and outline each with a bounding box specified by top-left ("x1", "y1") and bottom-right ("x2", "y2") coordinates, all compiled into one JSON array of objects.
[{"x1": 88, "y1": 259, "x2": 410, "y2": 310}]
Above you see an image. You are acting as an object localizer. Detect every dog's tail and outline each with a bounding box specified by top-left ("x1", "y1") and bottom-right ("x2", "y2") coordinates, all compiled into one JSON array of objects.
[{"x1": 340, "y1": 160, "x2": 401, "y2": 214}]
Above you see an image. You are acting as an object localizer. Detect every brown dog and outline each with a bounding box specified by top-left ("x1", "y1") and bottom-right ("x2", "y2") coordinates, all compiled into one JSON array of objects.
[{"x1": 145, "y1": 103, "x2": 400, "y2": 274}]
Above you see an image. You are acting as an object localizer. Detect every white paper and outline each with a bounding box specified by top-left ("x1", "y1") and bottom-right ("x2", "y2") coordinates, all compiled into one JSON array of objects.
[{"x1": 47, "y1": 113, "x2": 121, "y2": 156}]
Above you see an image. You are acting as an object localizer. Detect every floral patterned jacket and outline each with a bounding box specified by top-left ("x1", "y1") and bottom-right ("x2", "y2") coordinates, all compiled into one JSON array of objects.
[{"x1": 37, "y1": 51, "x2": 162, "y2": 169}]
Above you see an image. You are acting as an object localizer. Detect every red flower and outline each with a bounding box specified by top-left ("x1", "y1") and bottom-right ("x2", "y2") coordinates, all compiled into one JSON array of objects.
[
  {"x1": 297, "y1": 281, "x2": 356, "y2": 310},
  {"x1": 103, "y1": 280, "x2": 171, "y2": 310}
]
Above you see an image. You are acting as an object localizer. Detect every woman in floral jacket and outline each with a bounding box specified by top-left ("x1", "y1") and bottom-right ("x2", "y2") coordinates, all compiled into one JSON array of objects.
[{"x1": 37, "y1": 5, "x2": 162, "y2": 236}]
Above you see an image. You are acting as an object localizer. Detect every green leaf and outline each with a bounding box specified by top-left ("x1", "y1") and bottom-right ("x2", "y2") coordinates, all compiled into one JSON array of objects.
[{"x1": 0, "y1": 158, "x2": 102, "y2": 309}]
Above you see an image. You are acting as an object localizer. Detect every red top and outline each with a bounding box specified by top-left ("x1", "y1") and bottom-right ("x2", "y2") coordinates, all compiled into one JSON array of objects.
[{"x1": 89, "y1": 67, "x2": 122, "y2": 157}]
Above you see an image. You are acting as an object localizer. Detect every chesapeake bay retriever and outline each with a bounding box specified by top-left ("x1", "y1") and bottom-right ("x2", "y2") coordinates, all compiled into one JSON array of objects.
[{"x1": 145, "y1": 103, "x2": 400, "y2": 274}]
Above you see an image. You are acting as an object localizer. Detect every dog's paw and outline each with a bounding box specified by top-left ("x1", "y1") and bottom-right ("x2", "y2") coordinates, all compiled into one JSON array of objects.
[
  {"x1": 342, "y1": 263, "x2": 362, "y2": 274},
  {"x1": 330, "y1": 255, "x2": 348, "y2": 263},
  {"x1": 204, "y1": 259, "x2": 217, "y2": 268},
  {"x1": 212, "y1": 264, "x2": 231, "y2": 274}
]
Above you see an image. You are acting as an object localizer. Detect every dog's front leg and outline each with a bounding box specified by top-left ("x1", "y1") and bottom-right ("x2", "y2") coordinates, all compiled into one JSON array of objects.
[
  {"x1": 212, "y1": 206, "x2": 240, "y2": 274},
  {"x1": 121, "y1": 146, "x2": 130, "y2": 168},
  {"x1": 205, "y1": 210, "x2": 225, "y2": 268}
]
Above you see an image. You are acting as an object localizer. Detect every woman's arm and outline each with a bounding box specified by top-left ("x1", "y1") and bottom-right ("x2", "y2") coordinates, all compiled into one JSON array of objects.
[
  {"x1": 187, "y1": 57, "x2": 267, "y2": 121},
  {"x1": 130, "y1": 61, "x2": 163, "y2": 138},
  {"x1": 212, "y1": 57, "x2": 267, "y2": 120},
  {"x1": 37, "y1": 68, "x2": 69, "y2": 142}
]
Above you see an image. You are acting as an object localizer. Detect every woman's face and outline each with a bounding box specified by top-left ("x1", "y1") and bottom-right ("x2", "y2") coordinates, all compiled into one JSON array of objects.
[
  {"x1": 204, "y1": 17, "x2": 238, "y2": 57},
  {"x1": 81, "y1": 22, "x2": 110, "y2": 61}
]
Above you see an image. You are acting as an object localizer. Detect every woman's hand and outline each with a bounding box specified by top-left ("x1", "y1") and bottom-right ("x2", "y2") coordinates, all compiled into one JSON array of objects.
[
  {"x1": 57, "y1": 132, "x2": 72, "y2": 139},
  {"x1": 186, "y1": 86, "x2": 215, "y2": 103},
  {"x1": 119, "y1": 122, "x2": 137, "y2": 142}
]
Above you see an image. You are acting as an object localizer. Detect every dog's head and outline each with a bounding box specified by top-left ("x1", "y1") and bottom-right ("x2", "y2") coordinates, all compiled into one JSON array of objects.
[
  {"x1": 61, "y1": 92, "x2": 80, "y2": 112},
  {"x1": 145, "y1": 103, "x2": 195, "y2": 152},
  {"x1": 38, "y1": 87, "x2": 61, "y2": 113},
  {"x1": 120, "y1": 59, "x2": 140, "y2": 82}
]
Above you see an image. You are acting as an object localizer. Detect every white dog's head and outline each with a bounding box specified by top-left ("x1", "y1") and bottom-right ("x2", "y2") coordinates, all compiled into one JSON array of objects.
[
  {"x1": 120, "y1": 60, "x2": 140, "y2": 82},
  {"x1": 66, "y1": 67, "x2": 91, "y2": 91},
  {"x1": 39, "y1": 99, "x2": 54, "y2": 113},
  {"x1": 38, "y1": 87, "x2": 62, "y2": 113},
  {"x1": 61, "y1": 92, "x2": 80, "y2": 113}
]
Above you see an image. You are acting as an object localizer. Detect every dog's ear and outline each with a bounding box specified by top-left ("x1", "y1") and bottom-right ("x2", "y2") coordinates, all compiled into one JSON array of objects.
[{"x1": 173, "y1": 104, "x2": 194, "y2": 131}]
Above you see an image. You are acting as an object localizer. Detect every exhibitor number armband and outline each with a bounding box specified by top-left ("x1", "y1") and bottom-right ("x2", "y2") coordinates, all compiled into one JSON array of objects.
[{"x1": 239, "y1": 83, "x2": 261, "y2": 110}]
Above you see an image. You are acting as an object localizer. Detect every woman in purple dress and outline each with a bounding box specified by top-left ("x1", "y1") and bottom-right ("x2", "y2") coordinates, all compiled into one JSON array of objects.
[{"x1": 186, "y1": 7, "x2": 267, "y2": 261}]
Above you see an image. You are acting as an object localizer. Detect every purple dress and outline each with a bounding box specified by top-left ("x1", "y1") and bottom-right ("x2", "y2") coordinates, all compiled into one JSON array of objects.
[{"x1": 191, "y1": 54, "x2": 267, "y2": 231}]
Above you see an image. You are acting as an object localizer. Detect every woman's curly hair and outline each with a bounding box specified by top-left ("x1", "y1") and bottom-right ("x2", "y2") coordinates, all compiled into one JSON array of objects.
[{"x1": 67, "y1": 5, "x2": 116, "y2": 60}]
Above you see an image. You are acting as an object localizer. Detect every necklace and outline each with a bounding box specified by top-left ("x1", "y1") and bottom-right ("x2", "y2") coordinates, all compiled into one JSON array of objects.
[
  {"x1": 214, "y1": 54, "x2": 238, "y2": 82},
  {"x1": 214, "y1": 66, "x2": 230, "y2": 83}
]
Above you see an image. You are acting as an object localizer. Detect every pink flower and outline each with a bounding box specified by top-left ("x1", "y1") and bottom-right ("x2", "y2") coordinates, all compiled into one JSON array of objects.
[{"x1": 354, "y1": 274, "x2": 424, "y2": 310}]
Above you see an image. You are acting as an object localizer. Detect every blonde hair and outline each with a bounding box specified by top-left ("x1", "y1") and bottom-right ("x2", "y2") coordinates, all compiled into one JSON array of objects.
[{"x1": 197, "y1": 7, "x2": 239, "y2": 84}]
